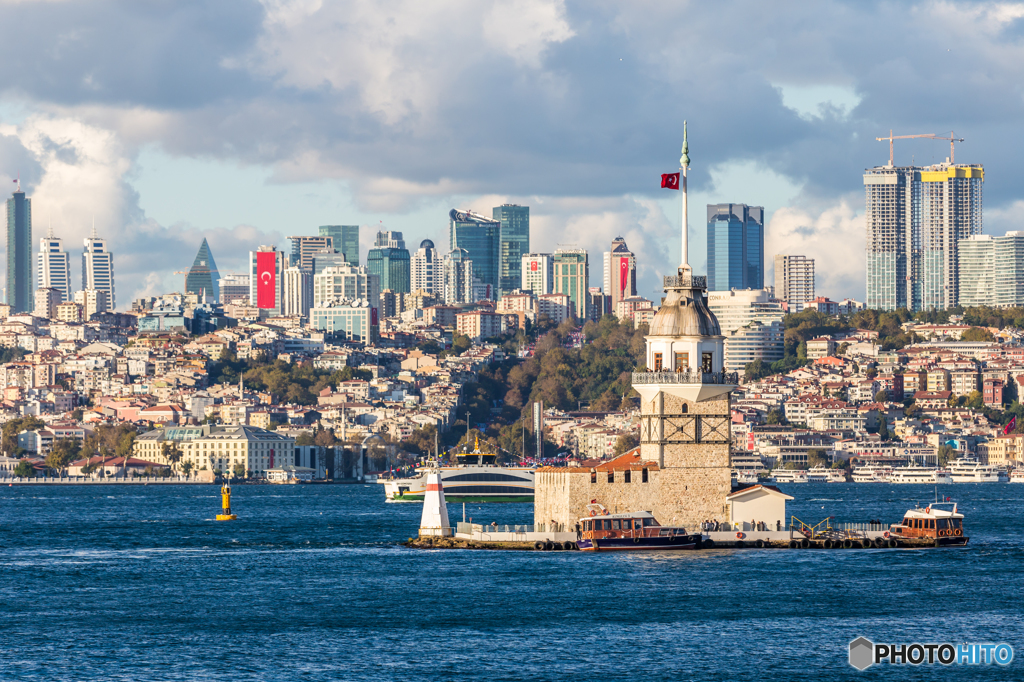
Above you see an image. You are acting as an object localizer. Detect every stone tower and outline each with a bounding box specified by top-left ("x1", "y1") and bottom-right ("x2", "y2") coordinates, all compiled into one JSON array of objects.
[{"x1": 631, "y1": 123, "x2": 737, "y2": 527}]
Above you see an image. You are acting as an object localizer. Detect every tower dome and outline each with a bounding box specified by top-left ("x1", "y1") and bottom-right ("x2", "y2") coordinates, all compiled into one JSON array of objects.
[{"x1": 420, "y1": 239, "x2": 435, "y2": 250}]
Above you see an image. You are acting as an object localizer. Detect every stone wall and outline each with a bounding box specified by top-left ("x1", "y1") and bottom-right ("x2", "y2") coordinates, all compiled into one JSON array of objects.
[{"x1": 534, "y1": 467, "x2": 661, "y2": 530}]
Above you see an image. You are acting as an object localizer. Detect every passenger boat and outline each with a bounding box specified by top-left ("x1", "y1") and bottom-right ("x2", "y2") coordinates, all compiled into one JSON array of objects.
[
  {"x1": 576, "y1": 504, "x2": 700, "y2": 552},
  {"x1": 1010, "y1": 469, "x2": 1024, "y2": 484},
  {"x1": 851, "y1": 465, "x2": 891, "y2": 483},
  {"x1": 731, "y1": 470, "x2": 758, "y2": 485},
  {"x1": 805, "y1": 465, "x2": 847, "y2": 483},
  {"x1": 888, "y1": 465, "x2": 952, "y2": 484},
  {"x1": 381, "y1": 440, "x2": 535, "y2": 502},
  {"x1": 889, "y1": 500, "x2": 969, "y2": 546},
  {"x1": 948, "y1": 456, "x2": 1007, "y2": 483},
  {"x1": 771, "y1": 469, "x2": 808, "y2": 484}
]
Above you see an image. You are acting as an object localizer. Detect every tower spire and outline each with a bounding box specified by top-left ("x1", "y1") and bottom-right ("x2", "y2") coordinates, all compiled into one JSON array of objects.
[
  {"x1": 680, "y1": 121, "x2": 690, "y2": 271},
  {"x1": 90, "y1": 217, "x2": 97, "y2": 239}
]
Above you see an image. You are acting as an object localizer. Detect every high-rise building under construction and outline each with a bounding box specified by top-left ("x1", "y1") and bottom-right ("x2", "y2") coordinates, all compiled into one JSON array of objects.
[{"x1": 865, "y1": 161, "x2": 983, "y2": 311}]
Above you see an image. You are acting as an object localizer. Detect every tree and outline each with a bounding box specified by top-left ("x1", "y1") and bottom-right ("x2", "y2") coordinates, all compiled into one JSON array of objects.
[
  {"x1": 766, "y1": 408, "x2": 786, "y2": 425},
  {"x1": 937, "y1": 444, "x2": 955, "y2": 467},
  {"x1": 161, "y1": 441, "x2": 183, "y2": 472},
  {"x1": 612, "y1": 433, "x2": 639, "y2": 457},
  {"x1": 232, "y1": 462, "x2": 246, "y2": 480},
  {"x1": 14, "y1": 460, "x2": 35, "y2": 478},
  {"x1": 744, "y1": 360, "x2": 772, "y2": 382},
  {"x1": 961, "y1": 327, "x2": 995, "y2": 343},
  {"x1": 46, "y1": 438, "x2": 80, "y2": 476},
  {"x1": 314, "y1": 429, "x2": 338, "y2": 478},
  {"x1": 181, "y1": 460, "x2": 194, "y2": 479},
  {"x1": 806, "y1": 448, "x2": 828, "y2": 468},
  {"x1": 295, "y1": 432, "x2": 315, "y2": 446},
  {"x1": 2, "y1": 416, "x2": 45, "y2": 454},
  {"x1": 874, "y1": 389, "x2": 890, "y2": 403}
]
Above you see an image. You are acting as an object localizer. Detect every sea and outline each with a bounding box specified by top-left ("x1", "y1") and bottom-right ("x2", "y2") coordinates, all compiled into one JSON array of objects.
[{"x1": 1, "y1": 482, "x2": 1022, "y2": 681}]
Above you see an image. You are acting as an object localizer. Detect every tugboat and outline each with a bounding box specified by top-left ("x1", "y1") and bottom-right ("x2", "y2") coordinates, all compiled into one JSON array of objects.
[
  {"x1": 889, "y1": 500, "x2": 968, "y2": 546},
  {"x1": 575, "y1": 503, "x2": 701, "y2": 552}
]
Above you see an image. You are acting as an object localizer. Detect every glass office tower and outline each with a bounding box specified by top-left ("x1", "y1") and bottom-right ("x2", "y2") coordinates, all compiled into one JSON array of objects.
[
  {"x1": 185, "y1": 238, "x2": 221, "y2": 301},
  {"x1": 706, "y1": 203, "x2": 764, "y2": 292},
  {"x1": 319, "y1": 225, "x2": 360, "y2": 266},
  {"x1": 6, "y1": 188, "x2": 32, "y2": 312},
  {"x1": 449, "y1": 209, "x2": 500, "y2": 297},
  {"x1": 366, "y1": 231, "x2": 411, "y2": 293},
  {"x1": 493, "y1": 204, "x2": 529, "y2": 297}
]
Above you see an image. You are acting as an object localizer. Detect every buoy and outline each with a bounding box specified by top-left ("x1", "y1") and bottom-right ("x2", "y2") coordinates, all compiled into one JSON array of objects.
[{"x1": 216, "y1": 482, "x2": 237, "y2": 521}]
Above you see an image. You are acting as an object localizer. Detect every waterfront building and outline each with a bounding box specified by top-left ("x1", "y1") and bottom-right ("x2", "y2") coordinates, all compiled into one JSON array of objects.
[
  {"x1": 133, "y1": 424, "x2": 295, "y2": 478},
  {"x1": 184, "y1": 238, "x2": 220, "y2": 302},
  {"x1": 707, "y1": 289, "x2": 785, "y2": 372},
  {"x1": 37, "y1": 227, "x2": 71, "y2": 303},
  {"x1": 410, "y1": 239, "x2": 442, "y2": 298},
  {"x1": 520, "y1": 252, "x2": 553, "y2": 295},
  {"x1": 312, "y1": 264, "x2": 380, "y2": 313},
  {"x1": 773, "y1": 254, "x2": 814, "y2": 311},
  {"x1": 449, "y1": 209, "x2": 500, "y2": 297},
  {"x1": 706, "y1": 203, "x2": 764, "y2": 292},
  {"x1": 218, "y1": 274, "x2": 250, "y2": 305},
  {"x1": 309, "y1": 298, "x2": 376, "y2": 343},
  {"x1": 603, "y1": 237, "x2": 637, "y2": 316},
  {"x1": 865, "y1": 162, "x2": 983, "y2": 311},
  {"x1": 493, "y1": 204, "x2": 530, "y2": 297},
  {"x1": 553, "y1": 248, "x2": 588, "y2": 319},
  {"x1": 319, "y1": 225, "x2": 360, "y2": 265},
  {"x1": 249, "y1": 246, "x2": 287, "y2": 317},
  {"x1": 33, "y1": 287, "x2": 61, "y2": 319},
  {"x1": 366, "y1": 230, "x2": 411, "y2": 293},
  {"x1": 282, "y1": 266, "x2": 312, "y2": 318},
  {"x1": 6, "y1": 186, "x2": 32, "y2": 313},
  {"x1": 958, "y1": 232, "x2": 1024, "y2": 308},
  {"x1": 442, "y1": 248, "x2": 474, "y2": 304},
  {"x1": 74, "y1": 288, "x2": 109, "y2": 319},
  {"x1": 288, "y1": 235, "x2": 334, "y2": 273},
  {"x1": 82, "y1": 227, "x2": 115, "y2": 311}
]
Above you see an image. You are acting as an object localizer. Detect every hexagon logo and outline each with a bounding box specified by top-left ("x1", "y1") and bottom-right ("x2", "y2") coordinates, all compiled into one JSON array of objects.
[{"x1": 849, "y1": 637, "x2": 874, "y2": 671}]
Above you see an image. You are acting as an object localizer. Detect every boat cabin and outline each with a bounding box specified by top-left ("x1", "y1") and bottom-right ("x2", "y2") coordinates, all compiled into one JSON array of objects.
[
  {"x1": 454, "y1": 452, "x2": 498, "y2": 466},
  {"x1": 578, "y1": 504, "x2": 688, "y2": 541},
  {"x1": 892, "y1": 502, "x2": 965, "y2": 540}
]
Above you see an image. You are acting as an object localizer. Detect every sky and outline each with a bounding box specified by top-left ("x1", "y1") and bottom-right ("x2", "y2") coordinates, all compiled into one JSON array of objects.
[{"x1": 2, "y1": 0, "x2": 1024, "y2": 309}]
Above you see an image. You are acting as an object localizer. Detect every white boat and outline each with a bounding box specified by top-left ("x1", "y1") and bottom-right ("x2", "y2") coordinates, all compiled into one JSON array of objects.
[
  {"x1": 948, "y1": 456, "x2": 1007, "y2": 483},
  {"x1": 888, "y1": 465, "x2": 953, "y2": 484},
  {"x1": 772, "y1": 469, "x2": 808, "y2": 484},
  {"x1": 731, "y1": 470, "x2": 759, "y2": 485},
  {"x1": 852, "y1": 465, "x2": 892, "y2": 483},
  {"x1": 381, "y1": 441, "x2": 535, "y2": 502},
  {"x1": 1009, "y1": 469, "x2": 1024, "y2": 483}
]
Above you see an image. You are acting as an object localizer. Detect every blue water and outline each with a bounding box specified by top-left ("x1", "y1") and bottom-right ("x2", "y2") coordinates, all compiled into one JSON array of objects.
[{"x1": 1, "y1": 483, "x2": 1021, "y2": 681}]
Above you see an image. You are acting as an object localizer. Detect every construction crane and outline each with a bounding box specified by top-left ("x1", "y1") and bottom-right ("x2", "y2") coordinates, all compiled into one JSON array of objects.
[{"x1": 876, "y1": 130, "x2": 965, "y2": 166}]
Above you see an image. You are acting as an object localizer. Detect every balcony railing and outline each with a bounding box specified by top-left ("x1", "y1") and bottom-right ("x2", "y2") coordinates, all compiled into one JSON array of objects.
[
  {"x1": 663, "y1": 274, "x2": 707, "y2": 289},
  {"x1": 632, "y1": 370, "x2": 739, "y2": 385}
]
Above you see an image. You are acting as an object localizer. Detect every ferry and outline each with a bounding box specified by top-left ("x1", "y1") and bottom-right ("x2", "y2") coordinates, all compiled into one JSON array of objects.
[
  {"x1": 1010, "y1": 469, "x2": 1024, "y2": 484},
  {"x1": 889, "y1": 500, "x2": 968, "y2": 546},
  {"x1": 576, "y1": 504, "x2": 700, "y2": 552},
  {"x1": 381, "y1": 440, "x2": 535, "y2": 502},
  {"x1": 851, "y1": 465, "x2": 891, "y2": 483},
  {"x1": 731, "y1": 470, "x2": 759, "y2": 486},
  {"x1": 948, "y1": 455, "x2": 1007, "y2": 483},
  {"x1": 888, "y1": 465, "x2": 952, "y2": 484},
  {"x1": 807, "y1": 465, "x2": 847, "y2": 483},
  {"x1": 771, "y1": 469, "x2": 808, "y2": 484}
]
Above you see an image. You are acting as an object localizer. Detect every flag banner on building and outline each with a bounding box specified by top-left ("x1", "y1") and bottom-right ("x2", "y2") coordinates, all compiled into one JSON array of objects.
[
  {"x1": 619, "y1": 257, "x2": 629, "y2": 293},
  {"x1": 1005, "y1": 416, "x2": 1016, "y2": 435},
  {"x1": 661, "y1": 173, "x2": 680, "y2": 189},
  {"x1": 256, "y1": 252, "x2": 276, "y2": 309}
]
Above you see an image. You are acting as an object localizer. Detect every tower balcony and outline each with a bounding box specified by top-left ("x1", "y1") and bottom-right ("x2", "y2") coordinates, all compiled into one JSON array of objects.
[
  {"x1": 632, "y1": 370, "x2": 738, "y2": 386},
  {"x1": 663, "y1": 274, "x2": 707, "y2": 290}
]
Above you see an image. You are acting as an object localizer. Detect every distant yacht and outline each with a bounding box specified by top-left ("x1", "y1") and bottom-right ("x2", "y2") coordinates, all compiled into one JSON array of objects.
[
  {"x1": 948, "y1": 456, "x2": 1007, "y2": 483},
  {"x1": 807, "y1": 465, "x2": 846, "y2": 483},
  {"x1": 772, "y1": 469, "x2": 809, "y2": 484},
  {"x1": 852, "y1": 465, "x2": 892, "y2": 483},
  {"x1": 888, "y1": 465, "x2": 953, "y2": 484}
]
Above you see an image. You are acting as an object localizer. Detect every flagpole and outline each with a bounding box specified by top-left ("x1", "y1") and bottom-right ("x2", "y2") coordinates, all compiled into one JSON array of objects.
[{"x1": 680, "y1": 121, "x2": 690, "y2": 271}]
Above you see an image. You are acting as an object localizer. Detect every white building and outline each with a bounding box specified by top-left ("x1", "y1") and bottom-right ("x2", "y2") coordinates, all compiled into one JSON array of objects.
[
  {"x1": 456, "y1": 310, "x2": 504, "y2": 341},
  {"x1": 282, "y1": 266, "x2": 312, "y2": 318},
  {"x1": 74, "y1": 289, "x2": 110, "y2": 320},
  {"x1": 133, "y1": 424, "x2": 295, "y2": 479},
  {"x1": 33, "y1": 287, "x2": 62, "y2": 319},
  {"x1": 82, "y1": 228, "x2": 115, "y2": 310},
  {"x1": 312, "y1": 264, "x2": 380, "y2": 311},
  {"x1": 773, "y1": 254, "x2": 815, "y2": 311},
  {"x1": 38, "y1": 230, "x2": 72, "y2": 302},
  {"x1": 219, "y1": 273, "x2": 250, "y2": 305},
  {"x1": 707, "y1": 289, "x2": 785, "y2": 372},
  {"x1": 959, "y1": 232, "x2": 1024, "y2": 308},
  {"x1": 442, "y1": 248, "x2": 474, "y2": 304},
  {"x1": 410, "y1": 239, "x2": 442, "y2": 297},
  {"x1": 520, "y1": 253, "x2": 553, "y2": 295},
  {"x1": 538, "y1": 293, "x2": 571, "y2": 324},
  {"x1": 309, "y1": 298, "x2": 376, "y2": 343}
]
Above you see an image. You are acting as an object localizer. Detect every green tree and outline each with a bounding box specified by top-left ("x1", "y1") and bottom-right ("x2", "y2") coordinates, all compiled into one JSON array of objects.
[
  {"x1": 14, "y1": 459, "x2": 35, "y2": 478},
  {"x1": 161, "y1": 441, "x2": 183, "y2": 472},
  {"x1": 46, "y1": 438, "x2": 81, "y2": 476},
  {"x1": 232, "y1": 462, "x2": 247, "y2": 480},
  {"x1": 2, "y1": 416, "x2": 45, "y2": 454},
  {"x1": 295, "y1": 432, "x2": 315, "y2": 446},
  {"x1": 806, "y1": 448, "x2": 828, "y2": 468},
  {"x1": 766, "y1": 408, "x2": 786, "y2": 425},
  {"x1": 181, "y1": 460, "x2": 194, "y2": 479},
  {"x1": 937, "y1": 444, "x2": 955, "y2": 467},
  {"x1": 874, "y1": 389, "x2": 890, "y2": 403},
  {"x1": 961, "y1": 327, "x2": 995, "y2": 342},
  {"x1": 744, "y1": 360, "x2": 772, "y2": 382},
  {"x1": 612, "y1": 433, "x2": 639, "y2": 456}
]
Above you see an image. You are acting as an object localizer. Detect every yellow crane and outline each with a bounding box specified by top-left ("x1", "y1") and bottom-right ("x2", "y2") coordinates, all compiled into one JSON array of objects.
[{"x1": 876, "y1": 130, "x2": 965, "y2": 166}]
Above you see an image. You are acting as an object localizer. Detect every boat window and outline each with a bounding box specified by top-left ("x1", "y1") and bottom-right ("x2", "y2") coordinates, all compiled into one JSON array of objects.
[
  {"x1": 608, "y1": 471, "x2": 614, "y2": 483},
  {"x1": 612, "y1": 520, "x2": 621, "y2": 530},
  {"x1": 902, "y1": 518, "x2": 909, "y2": 526},
  {"x1": 602, "y1": 519, "x2": 612, "y2": 530},
  {"x1": 624, "y1": 470, "x2": 631, "y2": 483},
  {"x1": 643, "y1": 518, "x2": 658, "y2": 527},
  {"x1": 951, "y1": 519, "x2": 962, "y2": 530},
  {"x1": 928, "y1": 519, "x2": 935, "y2": 529},
  {"x1": 633, "y1": 519, "x2": 642, "y2": 529},
  {"x1": 936, "y1": 519, "x2": 948, "y2": 530}
]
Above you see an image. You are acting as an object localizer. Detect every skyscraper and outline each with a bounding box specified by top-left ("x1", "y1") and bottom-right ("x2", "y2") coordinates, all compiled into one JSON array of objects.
[
  {"x1": 82, "y1": 227, "x2": 115, "y2": 311},
  {"x1": 707, "y1": 289, "x2": 785, "y2": 372},
  {"x1": 185, "y1": 238, "x2": 220, "y2": 302},
  {"x1": 449, "y1": 209, "x2": 500, "y2": 297},
  {"x1": 319, "y1": 225, "x2": 360, "y2": 265},
  {"x1": 366, "y1": 230, "x2": 411, "y2": 293},
  {"x1": 493, "y1": 204, "x2": 529, "y2": 296},
  {"x1": 706, "y1": 203, "x2": 764, "y2": 292},
  {"x1": 218, "y1": 274, "x2": 250, "y2": 305},
  {"x1": 773, "y1": 255, "x2": 815, "y2": 311},
  {"x1": 288, "y1": 236, "x2": 334, "y2": 272},
  {"x1": 521, "y1": 253, "x2": 553, "y2": 295},
  {"x1": 865, "y1": 162, "x2": 983, "y2": 311},
  {"x1": 410, "y1": 239, "x2": 442, "y2": 297},
  {"x1": 249, "y1": 246, "x2": 287, "y2": 317},
  {"x1": 283, "y1": 266, "x2": 312, "y2": 318},
  {"x1": 442, "y1": 248, "x2": 474, "y2": 304},
  {"x1": 603, "y1": 237, "x2": 636, "y2": 316},
  {"x1": 38, "y1": 227, "x2": 71, "y2": 303},
  {"x1": 958, "y1": 232, "x2": 1024, "y2": 308},
  {"x1": 553, "y1": 248, "x2": 588, "y2": 319},
  {"x1": 6, "y1": 186, "x2": 32, "y2": 313},
  {"x1": 311, "y1": 264, "x2": 379, "y2": 313}
]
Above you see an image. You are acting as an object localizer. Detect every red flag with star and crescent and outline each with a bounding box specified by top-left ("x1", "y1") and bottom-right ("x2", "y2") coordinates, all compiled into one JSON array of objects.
[
  {"x1": 661, "y1": 173, "x2": 680, "y2": 189},
  {"x1": 1005, "y1": 416, "x2": 1016, "y2": 435},
  {"x1": 256, "y1": 251, "x2": 277, "y2": 309}
]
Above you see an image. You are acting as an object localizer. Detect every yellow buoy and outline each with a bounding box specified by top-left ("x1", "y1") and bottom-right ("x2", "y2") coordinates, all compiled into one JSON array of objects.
[{"x1": 216, "y1": 482, "x2": 237, "y2": 521}]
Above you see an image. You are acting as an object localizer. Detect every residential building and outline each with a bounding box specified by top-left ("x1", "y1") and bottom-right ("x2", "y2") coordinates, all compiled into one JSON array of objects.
[
  {"x1": 7, "y1": 186, "x2": 32, "y2": 313},
  {"x1": 538, "y1": 293, "x2": 571, "y2": 324},
  {"x1": 38, "y1": 228, "x2": 71, "y2": 303},
  {"x1": 82, "y1": 227, "x2": 115, "y2": 311},
  {"x1": 33, "y1": 287, "x2": 61, "y2": 319},
  {"x1": 493, "y1": 204, "x2": 530, "y2": 297},
  {"x1": 249, "y1": 246, "x2": 287, "y2": 317},
  {"x1": 410, "y1": 239, "x2": 442, "y2": 298},
  {"x1": 707, "y1": 203, "x2": 764, "y2": 292},
  {"x1": 520, "y1": 252, "x2": 553, "y2": 295},
  {"x1": 312, "y1": 264, "x2": 380, "y2": 312},
  {"x1": 806, "y1": 337, "x2": 837, "y2": 359},
  {"x1": 449, "y1": 209, "x2": 500, "y2": 297},
  {"x1": 55, "y1": 301, "x2": 83, "y2": 323},
  {"x1": 184, "y1": 238, "x2": 220, "y2": 302},
  {"x1": 442, "y1": 248, "x2": 474, "y2": 304},
  {"x1": 288, "y1": 236, "x2": 334, "y2": 273},
  {"x1": 773, "y1": 255, "x2": 814, "y2": 311},
  {"x1": 603, "y1": 237, "x2": 636, "y2": 316},
  {"x1": 615, "y1": 296, "x2": 652, "y2": 323},
  {"x1": 74, "y1": 289, "x2": 109, "y2": 319},
  {"x1": 587, "y1": 287, "x2": 611, "y2": 322},
  {"x1": 366, "y1": 230, "x2": 410, "y2": 293},
  {"x1": 218, "y1": 274, "x2": 250, "y2": 305},
  {"x1": 983, "y1": 378, "x2": 1004, "y2": 408},
  {"x1": 309, "y1": 298, "x2": 376, "y2": 343},
  {"x1": 865, "y1": 162, "x2": 984, "y2": 311},
  {"x1": 552, "y1": 248, "x2": 588, "y2": 318},
  {"x1": 318, "y1": 225, "x2": 360, "y2": 265},
  {"x1": 707, "y1": 289, "x2": 785, "y2": 372},
  {"x1": 282, "y1": 266, "x2": 312, "y2": 318},
  {"x1": 959, "y1": 232, "x2": 1024, "y2": 308},
  {"x1": 456, "y1": 310, "x2": 504, "y2": 341}
]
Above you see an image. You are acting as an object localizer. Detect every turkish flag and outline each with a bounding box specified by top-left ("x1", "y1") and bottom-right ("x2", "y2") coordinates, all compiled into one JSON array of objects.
[
  {"x1": 1005, "y1": 416, "x2": 1016, "y2": 435},
  {"x1": 661, "y1": 173, "x2": 680, "y2": 189},
  {"x1": 256, "y1": 251, "x2": 277, "y2": 309},
  {"x1": 619, "y1": 257, "x2": 629, "y2": 294}
]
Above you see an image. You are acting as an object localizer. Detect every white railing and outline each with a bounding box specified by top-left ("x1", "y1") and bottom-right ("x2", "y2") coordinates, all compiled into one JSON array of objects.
[{"x1": 632, "y1": 371, "x2": 739, "y2": 385}]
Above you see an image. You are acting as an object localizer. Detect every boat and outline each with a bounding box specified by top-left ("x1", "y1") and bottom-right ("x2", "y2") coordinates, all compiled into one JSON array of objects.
[
  {"x1": 852, "y1": 465, "x2": 891, "y2": 483},
  {"x1": 889, "y1": 500, "x2": 969, "y2": 546},
  {"x1": 805, "y1": 465, "x2": 848, "y2": 483},
  {"x1": 888, "y1": 465, "x2": 952, "y2": 484},
  {"x1": 576, "y1": 504, "x2": 700, "y2": 552},
  {"x1": 731, "y1": 470, "x2": 758, "y2": 485},
  {"x1": 771, "y1": 469, "x2": 808, "y2": 484},
  {"x1": 948, "y1": 455, "x2": 1007, "y2": 483},
  {"x1": 381, "y1": 440, "x2": 535, "y2": 502},
  {"x1": 1010, "y1": 469, "x2": 1024, "y2": 484}
]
